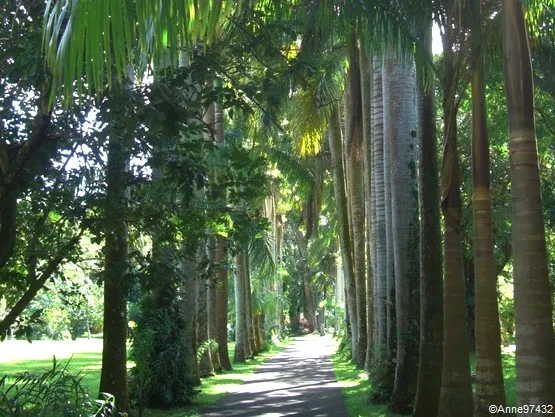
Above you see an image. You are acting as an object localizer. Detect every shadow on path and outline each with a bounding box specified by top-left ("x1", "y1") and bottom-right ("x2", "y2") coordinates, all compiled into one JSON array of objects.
[{"x1": 200, "y1": 335, "x2": 349, "y2": 417}]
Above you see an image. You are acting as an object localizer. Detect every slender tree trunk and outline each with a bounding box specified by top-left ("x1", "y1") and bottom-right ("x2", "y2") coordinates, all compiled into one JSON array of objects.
[
  {"x1": 359, "y1": 39, "x2": 374, "y2": 372},
  {"x1": 254, "y1": 314, "x2": 263, "y2": 352},
  {"x1": 99, "y1": 99, "x2": 132, "y2": 414},
  {"x1": 471, "y1": 0, "x2": 506, "y2": 413},
  {"x1": 380, "y1": 56, "x2": 397, "y2": 404},
  {"x1": 302, "y1": 267, "x2": 318, "y2": 333},
  {"x1": 328, "y1": 102, "x2": 358, "y2": 358},
  {"x1": 213, "y1": 78, "x2": 232, "y2": 370},
  {"x1": 245, "y1": 254, "x2": 257, "y2": 356},
  {"x1": 386, "y1": 57, "x2": 420, "y2": 415},
  {"x1": 346, "y1": 34, "x2": 367, "y2": 368},
  {"x1": 372, "y1": 56, "x2": 387, "y2": 353},
  {"x1": 413, "y1": 23, "x2": 444, "y2": 417},
  {"x1": 198, "y1": 99, "x2": 215, "y2": 377},
  {"x1": 502, "y1": 0, "x2": 555, "y2": 410},
  {"x1": 198, "y1": 272, "x2": 214, "y2": 376},
  {"x1": 344, "y1": 74, "x2": 359, "y2": 359},
  {"x1": 214, "y1": 236, "x2": 231, "y2": 370},
  {"x1": 183, "y1": 250, "x2": 201, "y2": 385},
  {"x1": 234, "y1": 251, "x2": 248, "y2": 363},
  {"x1": 382, "y1": 56, "x2": 396, "y2": 365},
  {"x1": 437, "y1": 22, "x2": 474, "y2": 415},
  {"x1": 207, "y1": 267, "x2": 222, "y2": 372}
]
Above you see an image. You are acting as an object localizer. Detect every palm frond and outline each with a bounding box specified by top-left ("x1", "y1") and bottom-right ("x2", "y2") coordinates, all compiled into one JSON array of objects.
[
  {"x1": 248, "y1": 230, "x2": 275, "y2": 278},
  {"x1": 43, "y1": 0, "x2": 236, "y2": 105}
]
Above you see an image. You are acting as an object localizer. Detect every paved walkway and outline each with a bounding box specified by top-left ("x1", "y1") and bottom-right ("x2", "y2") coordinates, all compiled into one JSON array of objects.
[{"x1": 201, "y1": 335, "x2": 349, "y2": 417}]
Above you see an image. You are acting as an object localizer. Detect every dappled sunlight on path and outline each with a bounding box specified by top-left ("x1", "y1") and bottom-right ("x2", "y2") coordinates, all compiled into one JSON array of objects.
[{"x1": 201, "y1": 334, "x2": 348, "y2": 417}]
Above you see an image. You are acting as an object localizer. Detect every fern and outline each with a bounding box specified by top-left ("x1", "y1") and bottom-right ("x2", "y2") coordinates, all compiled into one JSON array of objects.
[{"x1": 197, "y1": 339, "x2": 219, "y2": 363}]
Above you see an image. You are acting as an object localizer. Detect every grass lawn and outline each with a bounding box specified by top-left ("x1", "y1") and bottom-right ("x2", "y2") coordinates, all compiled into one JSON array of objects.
[
  {"x1": 0, "y1": 337, "x2": 289, "y2": 417},
  {"x1": 331, "y1": 342, "x2": 517, "y2": 417}
]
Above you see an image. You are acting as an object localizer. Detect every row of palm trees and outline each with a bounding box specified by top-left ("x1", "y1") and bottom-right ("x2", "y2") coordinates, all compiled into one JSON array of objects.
[{"x1": 43, "y1": 0, "x2": 555, "y2": 416}]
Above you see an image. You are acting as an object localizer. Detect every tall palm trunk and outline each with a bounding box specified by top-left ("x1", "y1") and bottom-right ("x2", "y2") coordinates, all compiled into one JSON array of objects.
[
  {"x1": 197, "y1": 269, "x2": 214, "y2": 376},
  {"x1": 213, "y1": 78, "x2": 232, "y2": 370},
  {"x1": 328, "y1": 102, "x2": 358, "y2": 358},
  {"x1": 413, "y1": 22, "x2": 443, "y2": 417},
  {"x1": 199, "y1": 101, "x2": 216, "y2": 377},
  {"x1": 234, "y1": 250, "x2": 249, "y2": 362},
  {"x1": 346, "y1": 33, "x2": 367, "y2": 369},
  {"x1": 245, "y1": 254, "x2": 257, "y2": 355},
  {"x1": 99, "y1": 100, "x2": 132, "y2": 414},
  {"x1": 372, "y1": 57, "x2": 387, "y2": 353},
  {"x1": 437, "y1": 18, "x2": 474, "y2": 415},
  {"x1": 183, "y1": 250, "x2": 201, "y2": 385},
  {"x1": 382, "y1": 57, "x2": 396, "y2": 365},
  {"x1": 471, "y1": 0, "x2": 505, "y2": 413},
  {"x1": 207, "y1": 268, "x2": 222, "y2": 372},
  {"x1": 359, "y1": 38, "x2": 374, "y2": 372},
  {"x1": 385, "y1": 57, "x2": 420, "y2": 415},
  {"x1": 502, "y1": 0, "x2": 555, "y2": 409}
]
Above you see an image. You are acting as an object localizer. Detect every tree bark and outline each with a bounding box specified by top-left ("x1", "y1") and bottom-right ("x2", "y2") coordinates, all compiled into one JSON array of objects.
[
  {"x1": 213, "y1": 78, "x2": 232, "y2": 371},
  {"x1": 359, "y1": 38, "x2": 374, "y2": 372},
  {"x1": 386, "y1": 57, "x2": 420, "y2": 415},
  {"x1": 471, "y1": 0, "x2": 506, "y2": 412},
  {"x1": 413, "y1": 23, "x2": 444, "y2": 417},
  {"x1": 245, "y1": 253, "x2": 257, "y2": 356},
  {"x1": 382, "y1": 57, "x2": 396, "y2": 368},
  {"x1": 345, "y1": 34, "x2": 367, "y2": 368},
  {"x1": 437, "y1": 20, "x2": 474, "y2": 415},
  {"x1": 371, "y1": 56, "x2": 387, "y2": 353},
  {"x1": 328, "y1": 102, "x2": 357, "y2": 358},
  {"x1": 234, "y1": 251, "x2": 248, "y2": 363},
  {"x1": 99, "y1": 104, "x2": 133, "y2": 414},
  {"x1": 197, "y1": 271, "x2": 215, "y2": 376},
  {"x1": 502, "y1": 0, "x2": 555, "y2": 410}
]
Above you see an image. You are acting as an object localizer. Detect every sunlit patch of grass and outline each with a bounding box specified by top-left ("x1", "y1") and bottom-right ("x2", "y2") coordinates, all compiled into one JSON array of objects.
[{"x1": 0, "y1": 340, "x2": 105, "y2": 394}]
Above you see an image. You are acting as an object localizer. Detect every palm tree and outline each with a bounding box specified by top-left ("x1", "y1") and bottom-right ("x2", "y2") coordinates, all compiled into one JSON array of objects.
[
  {"x1": 437, "y1": 2, "x2": 474, "y2": 414},
  {"x1": 384, "y1": 55, "x2": 420, "y2": 414},
  {"x1": 213, "y1": 77, "x2": 232, "y2": 370},
  {"x1": 99, "y1": 85, "x2": 134, "y2": 414},
  {"x1": 234, "y1": 250, "x2": 249, "y2": 362},
  {"x1": 359, "y1": 36, "x2": 375, "y2": 371},
  {"x1": 413, "y1": 22, "x2": 443, "y2": 417},
  {"x1": 470, "y1": 0, "x2": 505, "y2": 413},
  {"x1": 371, "y1": 56, "x2": 387, "y2": 355},
  {"x1": 207, "y1": 239, "x2": 222, "y2": 372},
  {"x1": 198, "y1": 99, "x2": 216, "y2": 377},
  {"x1": 502, "y1": 0, "x2": 555, "y2": 407},
  {"x1": 382, "y1": 56, "x2": 396, "y2": 371},
  {"x1": 328, "y1": 102, "x2": 358, "y2": 358},
  {"x1": 345, "y1": 31, "x2": 367, "y2": 369}
]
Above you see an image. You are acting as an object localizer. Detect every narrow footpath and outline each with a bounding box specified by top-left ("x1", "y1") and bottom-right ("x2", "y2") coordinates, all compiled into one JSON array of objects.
[{"x1": 201, "y1": 335, "x2": 349, "y2": 417}]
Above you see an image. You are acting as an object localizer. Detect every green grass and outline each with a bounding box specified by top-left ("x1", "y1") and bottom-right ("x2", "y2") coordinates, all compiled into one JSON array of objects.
[
  {"x1": 331, "y1": 343, "x2": 517, "y2": 417},
  {"x1": 0, "y1": 338, "x2": 290, "y2": 417},
  {"x1": 330, "y1": 347, "x2": 391, "y2": 417}
]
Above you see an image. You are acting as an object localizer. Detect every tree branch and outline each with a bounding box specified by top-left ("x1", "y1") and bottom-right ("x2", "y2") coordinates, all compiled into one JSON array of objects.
[{"x1": 0, "y1": 228, "x2": 85, "y2": 338}]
